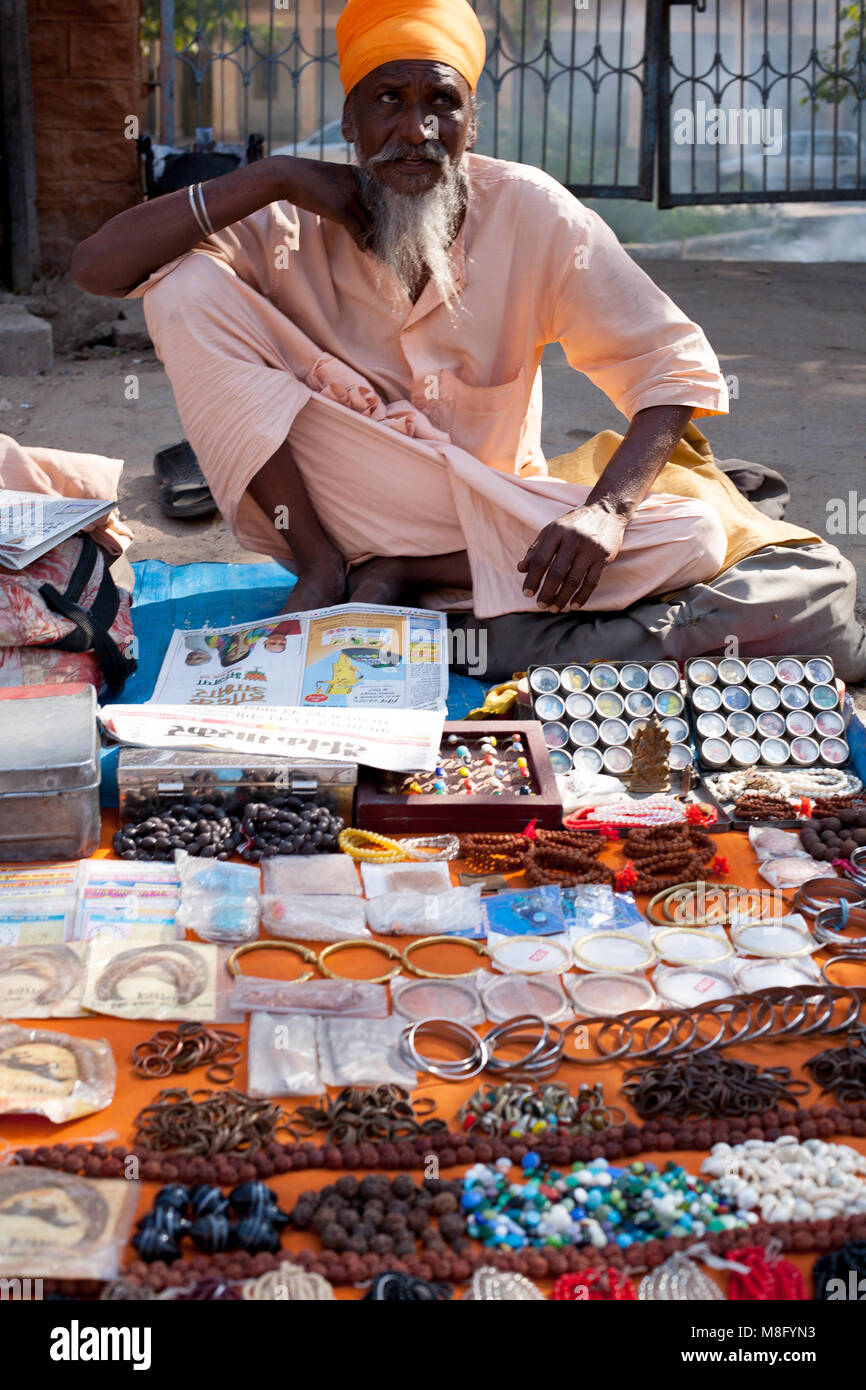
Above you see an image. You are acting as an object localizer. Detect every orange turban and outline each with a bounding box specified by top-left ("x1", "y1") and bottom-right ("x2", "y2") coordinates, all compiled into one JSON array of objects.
[{"x1": 336, "y1": 0, "x2": 487, "y2": 96}]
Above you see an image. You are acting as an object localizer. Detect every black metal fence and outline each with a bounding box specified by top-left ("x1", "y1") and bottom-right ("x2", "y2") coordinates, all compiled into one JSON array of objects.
[{"x1": 141, "y1": 0, "x2": 866, "y2": 204}]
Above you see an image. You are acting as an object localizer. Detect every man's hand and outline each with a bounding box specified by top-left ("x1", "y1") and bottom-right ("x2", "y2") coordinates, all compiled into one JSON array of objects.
[
  {"x1": 279, "y1": 158, "x2": 374, "y2": 249},
  {"x1": 518, "y1": 503, "x2": 627, "y2": 612}
]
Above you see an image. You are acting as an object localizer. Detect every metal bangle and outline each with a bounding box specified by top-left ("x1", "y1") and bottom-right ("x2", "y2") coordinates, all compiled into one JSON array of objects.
[
  {"x1": 713, "y1": 996, "x2": 756, "y2": 1049},
  {"x1": 401, "y1": 935, "x2": 489, "y2": 979},
  {"x1": 648, "y1": 880, "x2": 756, "y2": 928},
  {"x1": 561, "y1": 1015, "x2": 634, "y2": 1065},
  {"x1": 643, "y1": 1010, "x2": 698, "y2": 1059},
  {"x1": 485, "y1": 1017, "x2": 563, "y2": 1078},
  {"x1": 793, "y1": 878, "x2": 866, "y2": 917},
  {"x1": 814, "y1": 905, "x2": 866, "y2": 953},
  {"x1": 686, "y1": 1006, "x2": 728, "y2": 1056},
  {"x1": 226, "y1": 940, "x2": 317, "y2": 979},
  {"x1": 821, "y1": 953, "x2": 866, "y2": 987},
  {"x1": 400, "y1": 1019, "x2": 487, "y2": 1080},
  {"x1": 846, "y1": 845, "x2": 866, "y2": 886},
  {"x1": 194, "y1": 181, "x2": 215, "y2": 235},
  {"x1": 318, "y1": 938, "x2": 404, "y2": 983},
  {"x1": 819, "y1": 986, "x2": 864, "y2": 1035}
]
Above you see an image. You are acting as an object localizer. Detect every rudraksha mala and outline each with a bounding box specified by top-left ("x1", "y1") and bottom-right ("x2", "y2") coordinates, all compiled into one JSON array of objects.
[
  {"x1": 620, "y1": 825, "x2": 716, "y2": 892},
  {"x1": 733, "y1": 794, "x2": 797, "y2": 822},
  {"x1": 524, "y1": 840, "x2": 614, "y2": 887},
  {"x1": 459, "y1": 833, "x2": 531, "y2": 874}
]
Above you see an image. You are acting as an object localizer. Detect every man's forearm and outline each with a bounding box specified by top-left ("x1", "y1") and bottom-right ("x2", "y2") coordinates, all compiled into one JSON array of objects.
[
  {"x1": 585, "y1": 403, "x2": 695, "y2": 520},
  {"x1": 71, "y1": 156, "x2": 299, "y2": 298}
]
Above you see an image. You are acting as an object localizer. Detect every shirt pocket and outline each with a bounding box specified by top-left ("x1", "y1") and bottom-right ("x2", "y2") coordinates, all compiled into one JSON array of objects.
[{"x1": 433, "y1": 366, "x2": 527, "y2": 472}]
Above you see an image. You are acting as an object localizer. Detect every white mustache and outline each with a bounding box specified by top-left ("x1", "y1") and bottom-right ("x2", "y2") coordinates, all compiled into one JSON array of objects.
[{"x1": 365, "y1": 139, "x2": 449, "y2": 167}]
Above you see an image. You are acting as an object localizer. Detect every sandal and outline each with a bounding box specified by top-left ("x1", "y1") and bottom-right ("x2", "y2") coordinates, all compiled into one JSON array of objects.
[{"x1": 153, "y1": 440, "x2": 218, "y2": 520}]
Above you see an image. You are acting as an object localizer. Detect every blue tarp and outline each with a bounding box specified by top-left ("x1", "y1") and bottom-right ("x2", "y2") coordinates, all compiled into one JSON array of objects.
[{"x1": 99, "y1": 559, "x2": 487, "y2": 804}]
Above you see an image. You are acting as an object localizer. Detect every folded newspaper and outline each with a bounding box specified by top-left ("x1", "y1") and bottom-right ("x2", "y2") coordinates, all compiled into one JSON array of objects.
[
  {"x1": 99, "y1": 703, "x2": 446, "y2": 773},
  {"x1": 0, "y1": 490, "x2": 114, "y2": 569},
  {"x1": 150, "y1": 602, "x2": 448, "y2": 711}
]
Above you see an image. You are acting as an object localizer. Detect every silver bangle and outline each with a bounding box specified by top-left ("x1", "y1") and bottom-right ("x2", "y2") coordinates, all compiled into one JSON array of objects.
[
  {"x1": 188, "y1": 182, "x2": 208, "y2": 237},
  {"x1": 194, "y1": 181, "x2": 215, "y2": 236},
  {"x1": 792, "y1": 878, "x2": 866, "y2": 918},
  {"x1": 399, "y1": 1018, "x2": 488, "y2": 1080},
  {"x1": 814, "y1": 904, "x2": 866, "y2": 954}
]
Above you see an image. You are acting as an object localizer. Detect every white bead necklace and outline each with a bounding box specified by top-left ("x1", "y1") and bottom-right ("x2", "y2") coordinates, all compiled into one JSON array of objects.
[
  {"x1": 701, "y1": 1136, "x2": 866, "y2": 1225},
  {"x1": 708, "y1": 767, "x2": 862, "y2": 803}
]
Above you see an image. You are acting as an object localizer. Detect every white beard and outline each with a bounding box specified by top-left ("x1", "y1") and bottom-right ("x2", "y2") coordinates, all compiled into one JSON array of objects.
[{"x1": 358, "y1": 146, "x2": 467, "y2": 311}]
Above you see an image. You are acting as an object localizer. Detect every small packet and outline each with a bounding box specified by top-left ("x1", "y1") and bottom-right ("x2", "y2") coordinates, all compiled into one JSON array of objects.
[
  {"x1": 361, "y1": 859, "x2": 452, "y2": 896},
  {"x1": 391, "y1": 973, "x2": 485, "y2": 1025},
  {"x1": 483, "y1": 884, "x2": 565, "y2": 937},
  {"x1": 0, "y1": 898, "x2": 77, "y2": 945},
  {"x1": 82, "y1": 939, "x2": 226, "y2": 1021},
  {"x1": 317, "y1": 1016, "x2": 417, "y2": 1088},
  {"x1": 0, "y1": 942, "x2": 90, "y2": 1018},
  {"x1": 732, "y1": 954, "x2": 821, "y2": 993},
  {"x1": 175, "y1": 893, "x2": 259, "y2": 943},
  {"x1": 263, "y1": 854, "x2": 362, "y2": 897},
  {"x1": 560, "y1": 884, "x2": 615, "y2": 932},
  {"x1": 229, "y1": 975, "x2": 388, "y2": 1017},
  {"x1": 0, "y1": 1168, "x2": 138, "y2": 1280},
  {"x1": 261, "y1": 894, "x2": 370, "y2": 941},
  {"x1": 749, "y1": 826, "x2": 811, "y2": 861},
  {"x1": 247, "y1": 1011, "x2": 323, "y2": 1096},
  {"x1": 0, "y1": 1023, "x2": 116, "y2": 1123},
  {"x1": 175, "y1": 851, "x2": 261, "y2": 895},
  {"x1": 365, "y1": 885, "x2": 483, "y2": 937},
  {"x1": 757, "y1": 856, "x2": 825, "y2": 889}
]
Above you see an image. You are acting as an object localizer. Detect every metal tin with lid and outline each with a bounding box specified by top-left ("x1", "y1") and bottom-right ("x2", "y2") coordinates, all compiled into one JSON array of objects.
[
  {"x1": 805, "y1": 657, "x2": 834, "y2": 685},
  {"x1": 530, "y1": 666, "x2": 561, "y2": 694},
  {"x1": 820, "y1": 737, "x2": 849, "y2": 765},
  {"x1": 534, "y1": 693, "x2": 565, "y2": 721},
  {"x1": 572, "y1": 746, "x2": 604, "y2": 774},
  {"x1": 809, "y1": 683, "x2": 839, "y2": 711},
  {"x1": 746, "y1": 658, "x2": 777, "y2": 685},
  {"x1": 751, "y1": 684, "x2": 781, "y2": 712},
  {"x1": 700, "y1": 737, "x2": 731, "y2": 767},
  {"x1": 594, "y1": 691, "x2": 625, "y2": 719},
  {"x1": 726, "y1": 711, "x2": 757, "y2": 738},
  {"x1": 542, "y1": 720, "x2": 569, "y2": 749},
  {"x1": 655, "y1": 690, "x2": 684, "y2": 716},
  {"x1": 624, "y1": 690, "x2": 654, "y2": 719},
  {"x1": 661, "y1": 716, "x2": 690, "y2": 745},
  {"x1": 786, "y1": 710, "x2": 815, "y2": 737},
  {"x1": 569, "y1": 719, "x2": 599, "y2": 748},
  {"x1": 564, "y1": 691, "x2": 594, "y2": 720},
  {"x1": 602, "y1": 745, "x2": 633, "y2": 774},
  {"x1": 696, "y1": 712, "x2": 726, "y2": 739},
  {"x1": 815, "y1": 710, "x2": 845, "y2": 738},
  {"x1": 790, "y1": 736, "x2": 820, "y2": 765},
  {"x1": 775, "y1": 657, "x2": 805, "y2": 684},
  {"x1": 756, "y1": 711, "x2": 786, "y2": 738},
  {"x1": 721, "y1": 685, "x2": 750, "y2": 712},
  {"x1": 668, "y1": 743, "x2": 692, "y2": 770},
  {"x1": 560, "y1": 665, "x2": 590, "y2": 693},
  {"x1": 619, "y1": 663, "x2": 649, "y2": 690},
  {"x1": 760, "y1": 737, "x2": 790, "y2": 767},
  {"x1": 717, "y1": 657, "x2": 747, "y2": 685},
  {"x1": 0, "y1": 683, "x2": 100, "y2": 861},
  {"x1": 692, "y1": 685, "x2": 722, "y2": 712},
  {"x1": 649, "y1": 661, "x2": 679, "y2": 691},
  {"x1": 731, "y1": 736, "x2": 761, "y2": 767},
  {"x1": 599, "y1": 717, "x2": 629, "y2": 746},
  {"x1": 687, "y1": 659, "x2": 717, "y2": 686},
  {"x1": 780, "y1": 684, "x2": 809, "y2": 711},
  {"x1": 589, "y1": 663, "x2": 619, "y2": 691}
]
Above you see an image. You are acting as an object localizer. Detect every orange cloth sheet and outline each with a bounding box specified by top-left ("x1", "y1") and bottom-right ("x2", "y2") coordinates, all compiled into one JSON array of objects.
[{"x1": 3, "y1": 818, "x2": 865, "y2": 1300}]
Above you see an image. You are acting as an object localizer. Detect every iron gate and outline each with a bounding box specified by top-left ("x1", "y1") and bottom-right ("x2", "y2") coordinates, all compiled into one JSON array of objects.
[{"x1": 143, "y1": 0, "x2": 866, "y2": 204}]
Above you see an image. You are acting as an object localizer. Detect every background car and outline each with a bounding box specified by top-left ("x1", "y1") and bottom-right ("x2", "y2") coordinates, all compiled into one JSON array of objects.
[{"x1": 719, "y1": 130, "x2": 864, "y2": 191}]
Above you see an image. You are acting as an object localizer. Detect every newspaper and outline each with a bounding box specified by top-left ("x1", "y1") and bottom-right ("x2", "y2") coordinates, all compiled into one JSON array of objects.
[
  {"x1": 150, "y1": 602, "x2": 448, "y2": 711},
  {"x1": 0, "y1": 490, "x2": 114, "y2": 569},
  {"x1": 99, "y1": 702, "x2": 446, "y2": 773}
]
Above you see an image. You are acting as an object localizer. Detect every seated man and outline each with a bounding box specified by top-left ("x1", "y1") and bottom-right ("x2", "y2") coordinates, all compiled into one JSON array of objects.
[{"x1": 72, "y1": 0, "x2": 865, "y2": 681}]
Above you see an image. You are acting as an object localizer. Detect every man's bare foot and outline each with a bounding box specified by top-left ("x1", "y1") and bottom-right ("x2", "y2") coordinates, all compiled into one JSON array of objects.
[
  {"x1": 346, "y1": 556, "x2": 409, "y2": 606},
  {"x1": 281, "y1": 556, "x2": 347, "y2": 613}
]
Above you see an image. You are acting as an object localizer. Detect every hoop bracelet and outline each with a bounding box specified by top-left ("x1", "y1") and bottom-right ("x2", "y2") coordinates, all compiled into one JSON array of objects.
[
  {"x1": 814, "y1": 904, "x2": 866, "y2": 954},
  {"x1": 646, "y1": 881, "x2": 759, "y2": 928},
  {"x1": 401, "y1": 935, "x2": 489, "y2": 979},
  {"x1": 485, "y1": 1016, "x2": 563, "y2": 1080},
  {"x1": 821, "y1": 953, "x2": 866, "y2": 987},
  {"x1": 846, "y1": 845, "x2": 866, "y2": 886},
  {"x1": 226, "y1": 940, "x2": 317, "y2": 980},
  {"x1": 318, "y1": 939, "x2": 404, "y2": 983},
  {"x1": 793, "y1": 878, "x2": 866, "y2": 918},
  {"x1": 399, "y1": 1019, "x2": 488, "y2": 1080}
]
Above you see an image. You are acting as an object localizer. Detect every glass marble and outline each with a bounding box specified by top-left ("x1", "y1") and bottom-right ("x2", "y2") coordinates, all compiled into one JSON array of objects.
[
  {"x1": 594, "y1": 691, "x2": 625, "y2": 719},
  {"x1": 756, "y1": 711, "x2": 786, "y2": 738},
  {"x1": 572, "y1": 746, "x2": 604, "y2": 774},
  {"x1": 809, "y1": 683, "x2": 838, "y2": 711},
  {"x1": 790, "y1": 736, "x2": 819, "y2": 765},
  {"x1": 569, "y1": 719, "x2": 599, "y2": 748},
  {"x1": 655, "y1": 691, "x2": 684, "y2": 716},
  {"x1": 530, "y1": 666, "x2": 560, "y2": 694},
  {"x1": 785, "y1": 710, "x2": 815, "y2": 737},
  {"x1": 721, "y1": 685, "x2": 750, "y2": 712},
  {"x1": 599, "y1": 717, "x2": 629, "y2": 746},
  {"x1": 696, "y1": 712, "x2": 727, "y2": 738},
  {"x1": 780, "y1": 684, "x2": 809, "y2": 711},
  {"x1": 649, "y1": 661, "x2": 679, "y2": 691},
  {"x1": 815, "y1": 710, "x2": 845, "y2": 738},
  {"x1": 687, "y1": 659, "x2": 717, "y2": 686},
  {"x1": 700, "y1": 737, "x2": 731, "y2": 767},
  {"x1": 692, "y1": 685, "x2": 722, "y2": 712},
  {"x1": 668, "y1": 743, "x2": 692, "y2": 770},
  {"x1": 589, "y1": 664, "x2": 618, "y2": 691},
  {"x1": 726, "y1": 711, "x2": 757, "y2": 737},
  {"x1": 560, "y1": 665, "x2": 590, "y2": 693},
  {"x1": 661, "y1": 716, "x2": 690, "y2": 744},
  {"x1": 731, "y1": 736, "x2": 760, "y2": 766},
  {"x1": 820, "y1": 737, "x2": 849, "y2": 765},
  {"x1": 624, "y1": 690, "x2": 654, "y2": 718},
  {"x1": 718, "y1": 658, "x2": 747, "y2": 685},
  {"x1": 805, "y1": 658, "x2": 834, "y2": 685},
  {"x1": 564, "y1": 691, "x2": 594, "y2": 719},
  {"x1": 751, "y1": 684, "x2": 780, "y2": 711},
  {"x1": 760, "y1": 738, "x2": 789, "y2": 767},
  {"x1": 548, "y1": 748, "x2": 574, "y2": 774},
  {"x1": 775, "y1": 658, "x2": 805, "y2": 684},
  {"x1": 619, "y1": 663, "x2": 649, "y2": 690},
  {"x1": 602, "y1": 745, "x2": 633, "y2": 773},
  {"x1": 534, "y1": 693, "x2": 565, "y2": 721},
  {"x1": 542, "y1": 721, "x2": 569, "y2": 749},
  {"x1": 747, "y1": 658, "x2": 777, "y2": 686}
]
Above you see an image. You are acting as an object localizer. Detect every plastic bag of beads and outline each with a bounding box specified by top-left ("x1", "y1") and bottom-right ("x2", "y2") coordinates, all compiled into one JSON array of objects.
[
  {"x1": 477, "y1": 969, "x2": 572, "y2": 1023},
  {"x1": 175, "y1": 892, "x2": 259, "y2": 943},
  {"x1": 262, "y1": 853, "x2": 361, "y2": 897},
  {"x1": 317, "y1": 1016, "x2": 417, "y2": 1088},
  {"x1": 560, "y1": 884, "x2": 615, "y2": 932},
  {"x1": 391, "y1": 973, "x2": 485, "y2": 1025},
  {"x1": 261, "y1": 893, "x2": 370, "y2": 941},
  {"x1": 174, "y1": 850, "x2": 261, "y2": 896},
  {"x1": 229, "y1": 975, "x2": 388, "y2": 1017},
  {"x1": 749, "y1": 826, "x2": 812, "y2": 861},
  {"x1": 0, "y1": 941, "x2": 90, "y2": 1018},
  {"x1": 757, "y1": 855, "x2": 825, "y2": 889},
  {"x1": 246, "y1": 1010, "x2": 323, "y2": 1097},
  {"x1": 483, "y1": 884, "x2": 565, "y2": 937},
  {"x1": 365, "y1": 885, "x2": 483, "y2": 937}
]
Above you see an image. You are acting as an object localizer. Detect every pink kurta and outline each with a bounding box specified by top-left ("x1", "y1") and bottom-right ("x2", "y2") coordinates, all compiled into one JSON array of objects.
[{"x1": 131, "y1": 153, "x2": 731, "y2": 616}]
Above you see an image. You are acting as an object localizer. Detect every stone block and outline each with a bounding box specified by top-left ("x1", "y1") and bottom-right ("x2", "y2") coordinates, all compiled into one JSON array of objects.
[
  {"x1": 69, "y1": 22, "x2": 140, "y2": 79},
  {"x1": 0, "y1": 306, "x2": 53, "y2": 373}
]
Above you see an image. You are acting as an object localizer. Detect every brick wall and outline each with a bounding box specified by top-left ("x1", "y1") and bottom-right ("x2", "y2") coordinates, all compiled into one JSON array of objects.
[{"x1": 26, "y1": 0, "x2": 142, "y2": 276}]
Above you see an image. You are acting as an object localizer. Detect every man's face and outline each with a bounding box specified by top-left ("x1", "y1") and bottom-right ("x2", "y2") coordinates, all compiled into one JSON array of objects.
[
  {"x1": 264, "y1": 636, "x2": 286, "y2": 653},
  {"x1": 343, "y1": 60, "x2": 474, "y2": 197}
]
